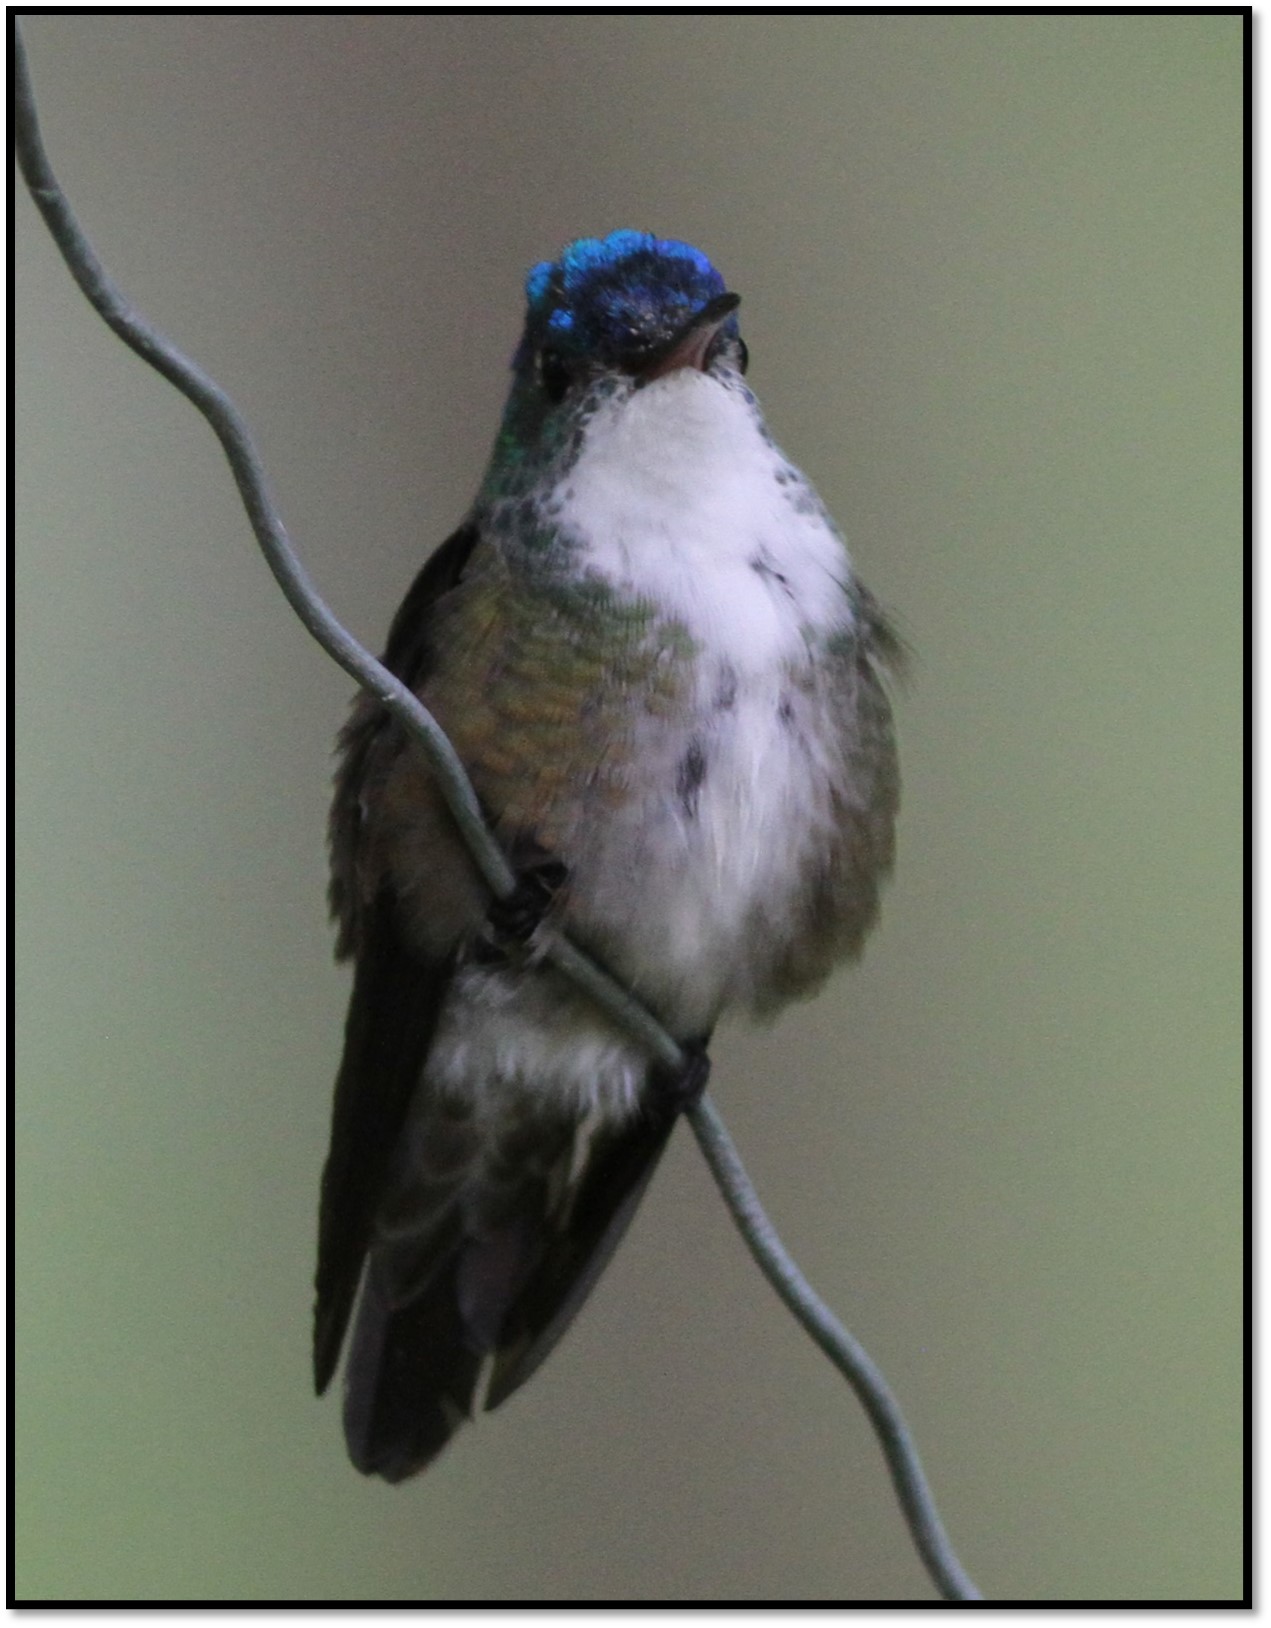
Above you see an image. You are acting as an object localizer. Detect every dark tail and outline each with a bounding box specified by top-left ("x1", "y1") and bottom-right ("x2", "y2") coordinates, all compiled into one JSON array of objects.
[
  {"x1": 342, "y1": 1253, "x2": 483, "y2": 1482},
  {"x1": 335, "y1": 1091, "x2": 680, "y2": 1480}
]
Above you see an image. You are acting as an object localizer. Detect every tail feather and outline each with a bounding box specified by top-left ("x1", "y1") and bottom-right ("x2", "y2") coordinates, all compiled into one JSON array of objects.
[
  {"x1": 343, "y1": 1255, "x2": 483, "y2": 1481},
  {"x1": 335, "y1": 1091, "x2": 679, "y2": 1480},
  {"x1": 312, "y1": 893, "x2": 453, "y2": 1398},
  {"x1": 485, "y1": 1104, "x2": 678, "y2": 1409},
  {"x1": 339, "y1": 1095, "x2": 573, "y2": 1479}
]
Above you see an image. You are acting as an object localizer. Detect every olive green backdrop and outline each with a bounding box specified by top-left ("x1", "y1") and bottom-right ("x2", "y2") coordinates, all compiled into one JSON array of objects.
[{"x1": 15, "y1": 13, "x2": 1243, "y2": 1604}]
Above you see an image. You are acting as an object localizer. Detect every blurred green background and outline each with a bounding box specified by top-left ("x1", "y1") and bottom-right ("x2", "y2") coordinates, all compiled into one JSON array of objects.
[{"x1": 15, "y1": 14, "x2": 1242, "y2": 1604}]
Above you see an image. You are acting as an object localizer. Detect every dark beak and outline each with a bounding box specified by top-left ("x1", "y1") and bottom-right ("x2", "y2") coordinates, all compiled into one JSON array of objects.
[{"x1": 635, "y1": 291, "x2": 742, "y2": 382}]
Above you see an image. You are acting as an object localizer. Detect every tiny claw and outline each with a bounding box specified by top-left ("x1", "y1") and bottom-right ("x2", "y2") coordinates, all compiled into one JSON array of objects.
[
  {"x1": 650, "y1": 1038, "x2": 712, "y2": 1113},
  {"x1": 474, "y1": 857, "x2": 569, "y2": 966}
]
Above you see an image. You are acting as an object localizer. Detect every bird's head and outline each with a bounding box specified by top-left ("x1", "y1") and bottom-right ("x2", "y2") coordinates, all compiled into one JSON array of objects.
[{"x1": 481, "y1": 231, "x2": 746, "y2": 505}]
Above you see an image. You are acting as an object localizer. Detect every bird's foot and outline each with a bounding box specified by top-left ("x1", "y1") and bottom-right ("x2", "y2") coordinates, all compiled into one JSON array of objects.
[
  {"x1": 474, "y1": 856, "x2": 569, "y2": 966},
  {"x1": 650, "y1": 1038, "x2": 712, "y2": 1114}
]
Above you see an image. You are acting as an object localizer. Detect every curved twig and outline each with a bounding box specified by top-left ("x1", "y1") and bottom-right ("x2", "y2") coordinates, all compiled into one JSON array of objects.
[
  {"x1": 14, "y1": 22, "x2": 981, "y2": 1603},
  {"x1": 687, "y1": 1097, "x2": 982, "y2": 1601}
]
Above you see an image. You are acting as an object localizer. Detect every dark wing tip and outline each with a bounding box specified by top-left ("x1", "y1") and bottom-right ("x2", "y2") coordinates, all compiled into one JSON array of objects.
[
  {"x1": 484, "y1": 1103, "x2": 679, "y2": 1412},
  {"x1": 313, "y1": 1294, "x2": 350, "y2": 1397},
  {"x1": 342, "y1": 1257, "x2": 484, "y2": 1481}
]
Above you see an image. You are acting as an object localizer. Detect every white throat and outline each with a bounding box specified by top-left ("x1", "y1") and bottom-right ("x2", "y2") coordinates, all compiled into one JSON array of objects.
[{"x1": 555, "y1": 370, "x2": 853, "y2": 670}]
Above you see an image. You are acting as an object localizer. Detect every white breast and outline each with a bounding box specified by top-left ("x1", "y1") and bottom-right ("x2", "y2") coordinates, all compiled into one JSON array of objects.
[
  {"x1": 557, "y1": 372, "x2": 857, "y2": 1026},
  {"x1": 555, "y1": 370, "x2": 851, "y2": 673},
  {"x1": 426, "y1": 371, "x2": 860, "y2": 1120}
]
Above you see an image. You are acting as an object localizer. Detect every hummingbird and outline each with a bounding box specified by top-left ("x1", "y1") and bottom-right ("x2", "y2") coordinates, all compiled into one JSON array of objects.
[{"x1": 315, "y1": 230, "x2": 901, "y2": 1481}]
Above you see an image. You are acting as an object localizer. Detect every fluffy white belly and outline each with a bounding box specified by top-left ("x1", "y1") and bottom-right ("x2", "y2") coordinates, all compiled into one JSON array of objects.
[
  {"x1": 424, "y1": 658, "x2": 844, "y2": 1119},
  {"x1": 579, "y1": 659, "x2": 840, "y2": 1007},
  {"x1": 427, "y1": 368, "x2": 856, "y2": 1117}
]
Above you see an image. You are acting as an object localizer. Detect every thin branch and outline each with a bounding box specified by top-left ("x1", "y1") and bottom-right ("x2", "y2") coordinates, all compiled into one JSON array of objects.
[
  {"x1": 687, "y1": 1098, "x2": 982, "y2": 1601},
  {"x1": 14, "y1": 21, "x2": 981, "y2": 1603}
]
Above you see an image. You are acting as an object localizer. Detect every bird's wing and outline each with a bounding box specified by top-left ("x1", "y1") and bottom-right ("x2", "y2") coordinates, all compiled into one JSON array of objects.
[
  {"x1": 313, "y1": 520, "x2": 479, "y2": 1395},
  {"x1": 316, "y1": 517, "x2": 684, "y2": 1477},
  {"x1": 326, "y1": 520, "x2": 480, "y2": 962},
  {"x1": 484, "y1": 1101, "x2": 680, "y2": 1410}
]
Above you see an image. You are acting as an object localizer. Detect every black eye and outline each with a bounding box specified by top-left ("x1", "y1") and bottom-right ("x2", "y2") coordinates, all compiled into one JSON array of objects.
[
  {"x1": 736, "y1": 337, "x2": 750, "y2": 375},
  {"x1": 538, "y1": 347, "x2": 572, "y2": 403}
]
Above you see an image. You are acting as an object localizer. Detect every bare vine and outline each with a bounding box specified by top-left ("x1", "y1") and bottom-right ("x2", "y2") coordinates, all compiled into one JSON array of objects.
[{"x1": 14, "y1": 21, "x2": 982, "y2": 1602}]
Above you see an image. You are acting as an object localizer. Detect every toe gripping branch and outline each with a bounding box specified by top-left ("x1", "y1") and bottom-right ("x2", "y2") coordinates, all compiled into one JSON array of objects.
[
  {"x1": 471, "y1": 845, "x2": 711, "y2": 1111},
  {"x1": 650, "y1": 1037, "x2": 712, "y2": 1113},
  {"x1": 474, "y1": 855, "x2": 570, "y2": 967}
]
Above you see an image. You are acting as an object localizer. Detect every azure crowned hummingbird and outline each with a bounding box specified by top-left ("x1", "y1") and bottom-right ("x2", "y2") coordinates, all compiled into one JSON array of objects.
[{"x1": 315, "y1": 230, "x2": 901, "y2": 1480}]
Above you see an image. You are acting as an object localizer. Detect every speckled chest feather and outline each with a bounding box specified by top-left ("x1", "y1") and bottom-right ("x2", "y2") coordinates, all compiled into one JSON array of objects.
[{"x1": 408, "y1": 368, "x2": 898, "y2": 1105}]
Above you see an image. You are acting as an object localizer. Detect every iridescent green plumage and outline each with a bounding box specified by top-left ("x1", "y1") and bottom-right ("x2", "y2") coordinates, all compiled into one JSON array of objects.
[{"x1": 424, "y1": 560, "x2": 699, "y2": 852}]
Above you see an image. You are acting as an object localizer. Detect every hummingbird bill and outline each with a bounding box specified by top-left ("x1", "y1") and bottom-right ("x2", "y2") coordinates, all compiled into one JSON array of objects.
[{"x1": 315, "y1": 231, "x2": 901, "y2": 1480}]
